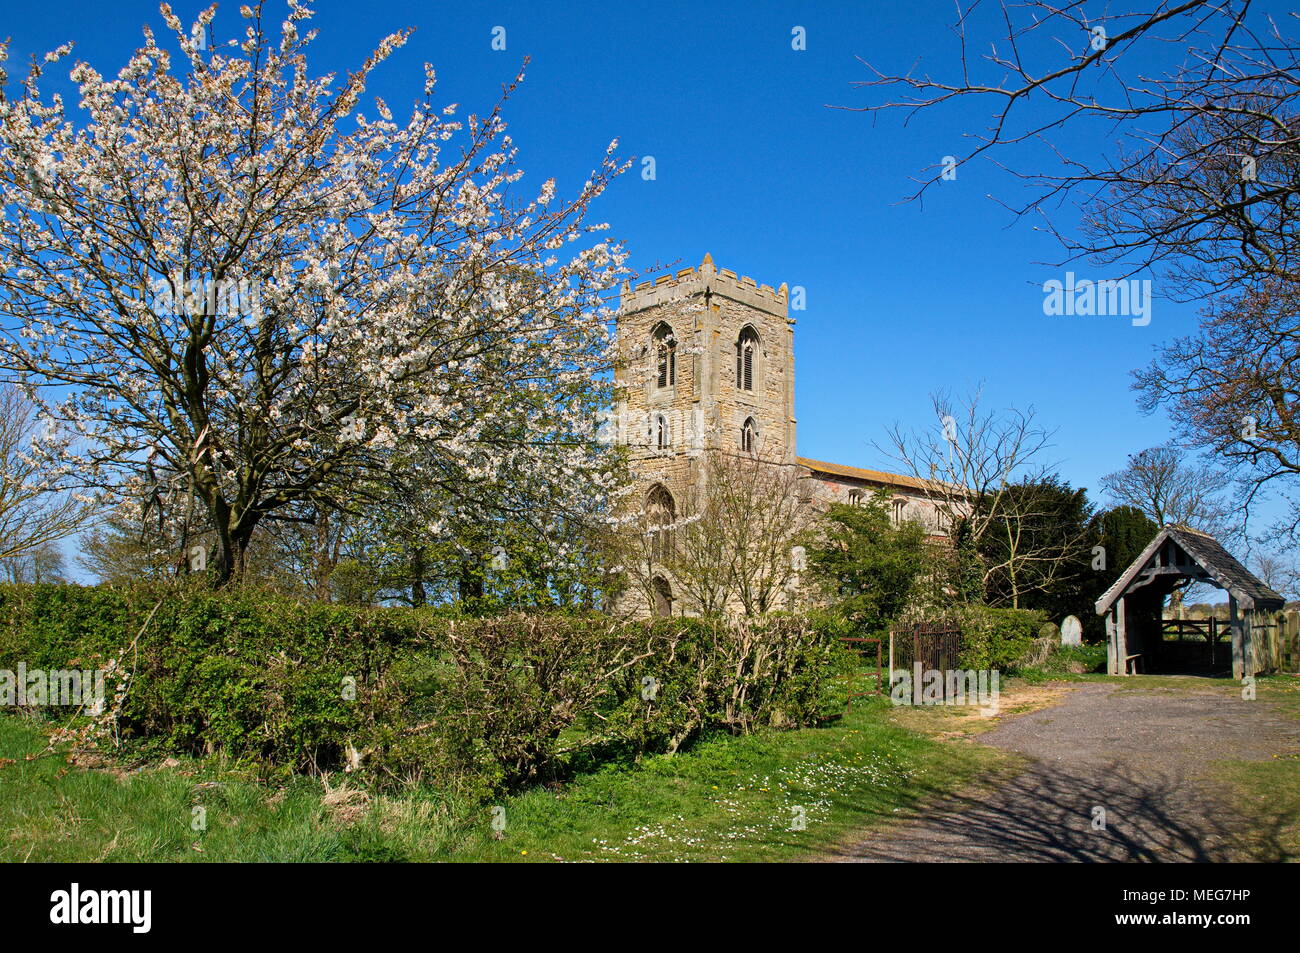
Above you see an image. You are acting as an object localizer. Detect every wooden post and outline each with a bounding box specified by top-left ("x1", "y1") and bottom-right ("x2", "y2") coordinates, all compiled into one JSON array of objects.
[
  {"x1": 1272, "y1": 611, "x2": 1284, "y2": 672},
  {"x1": 1116, "y1": 595, "x2": 1128, "y2": 676},
  {"x1": 1106, "y1": 610, "x2": 1118, "y2": 675},
  {"x1": 1230, "y1": 597, "x2": 1245, "y2": 680},
  {"x1": 1245, "y1": 608, "x2": 1256, "y2": 676},
  {"x1": 1288, "y1": 610, "x2": 1299, "y2": 673},
  {"x1": 1291, "y1": 610, "x2": 1300, "y2": 672},
  {"x1": 1261, "y1": 613, "x2": 1274, "y2": 674}
]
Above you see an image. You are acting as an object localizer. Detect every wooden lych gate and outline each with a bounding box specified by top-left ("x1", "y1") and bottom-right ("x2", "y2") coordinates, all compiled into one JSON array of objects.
[{"x1": 1095, "y1": 525, "x2": 1285, "y2": 679}]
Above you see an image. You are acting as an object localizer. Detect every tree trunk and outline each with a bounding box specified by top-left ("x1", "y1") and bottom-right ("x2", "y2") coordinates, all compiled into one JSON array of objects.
[
  {"x1": 210, "y1": 497, "x2": 237, "y2": 586},
  {"x1": 313, "y1": 508, "x2": 333, "y2": 601},
  {"x1": 458, "y1": 561, "x2": 483, "y2": 603},
  {"x1": 410, "y1": 545, "x2": 427, "y2": 607},
  {"x1": 214, "y1": 517, "x2": 253, "y2": 587}
]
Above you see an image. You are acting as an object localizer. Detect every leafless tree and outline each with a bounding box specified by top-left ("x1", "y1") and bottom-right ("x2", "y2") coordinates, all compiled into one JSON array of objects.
[
  {"x1": 1250, "y1": 549, "x2": 1296, "y2": 598},
  {"x1": 1100, "y1": 444, "x2": 1236, "y2": 536},
  {"x1": 618, "y1": 448, "x2": 815, "y2": 617},
  {"x1": 703, "y1": 450, "x2": 814, "y2": 616},
  {"x1": 1, "y1": 541, "x2": 66, "y2": 584},
  {"x1": 851, "y1": 1, "x2": 1300, "y2": 299},
  {"x1": 983, "y1": 476, "x2": 1096, "y2": 610},
  {"x1": 883, "y1": 389, "x2": 1085, "y2": 605},
  {"x1": 77, "y1": 500, "x2": 192, "y2": 584},
  {"x1": 256, "y1": 496, "x2": 363, "y2": 602},
  {"x1": 1136, "y1": 281, "x2": 1300, "y2": 539},
  {"x1": 884, "y1": 389, "x2": 1049, "y2": 547},
  {"x1": 660, "y1": 476, "x2": 732, "y2": 617},
  {"x1": 0, "y1": 385, "x2": 92, "y2": 565},
  {"x1": 609, "y1": 485, "x2": 677, "y2": 618}
]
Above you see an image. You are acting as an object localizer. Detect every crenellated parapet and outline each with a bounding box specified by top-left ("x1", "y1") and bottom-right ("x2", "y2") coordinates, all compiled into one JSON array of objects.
[{"x1": 619, "y1": 253, "x2": 791, "y2": 321}]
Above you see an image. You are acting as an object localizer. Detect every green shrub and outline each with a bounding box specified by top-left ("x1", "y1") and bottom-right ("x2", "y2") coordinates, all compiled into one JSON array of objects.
[
  {"x1": 805, "y1": 499, "x2": 933, "y2": 632},
  {"x1": 591, "y1": 615, "x2": 840, "y2": 758},
  {"x1": 1013, "y1": 642, "x2": 1109, "y2": 681},
  {"x1": 954, "y1": 605, "x2": 1047, "y2": 671},
  {"x1": 0, "y1": 584, "x2": 837, "y2": 794},
  {"x1": 0, "y1": 582, "x2": 416, "y2": 773}
]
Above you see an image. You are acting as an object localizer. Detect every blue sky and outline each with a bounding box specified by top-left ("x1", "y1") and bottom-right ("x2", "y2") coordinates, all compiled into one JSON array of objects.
[{"x1": 3, "y1": 0, "x2": 1284, "y2": 521}]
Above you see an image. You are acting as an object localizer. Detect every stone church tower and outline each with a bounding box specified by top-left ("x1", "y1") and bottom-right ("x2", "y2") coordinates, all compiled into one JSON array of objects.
[
  {"x1": 614, "y1": 254, "x2": 949, "y2": 617},
  {"x1": 612, "y1": 255, "x2": 796, "y2": 616},
  {"x1": 614, "y1": 254, "x2": 795, "y2": 497}
]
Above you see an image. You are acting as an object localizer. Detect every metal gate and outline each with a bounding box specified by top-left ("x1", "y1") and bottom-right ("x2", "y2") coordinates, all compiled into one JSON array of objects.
[
  {"x1": 836, "y1": 636, "x2": 884, "y2": 709},
  {"x1": 890, "y1": 621, "x2": 963, "y2": 677}
]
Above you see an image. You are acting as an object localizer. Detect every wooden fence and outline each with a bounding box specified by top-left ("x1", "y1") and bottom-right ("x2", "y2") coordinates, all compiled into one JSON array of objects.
[
  {"x1": 1262, "y1": 610, "x2": 1300, "y2": 674},
  {"x1": 1164, "y1": 610, "x2": 1300, "y2": 674}
]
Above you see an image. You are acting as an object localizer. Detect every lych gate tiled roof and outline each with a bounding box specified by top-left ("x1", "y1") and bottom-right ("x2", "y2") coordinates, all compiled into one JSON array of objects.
[{"x1": 1095, "y1": 525, "x2": 1284, "y2": 615}]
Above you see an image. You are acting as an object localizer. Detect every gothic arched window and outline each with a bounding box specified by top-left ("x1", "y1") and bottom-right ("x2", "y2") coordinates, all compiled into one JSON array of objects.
[
  {"x1": 741, "y1": 417, "x2": 757, "y2": 453},
  {"x1": 735, "y1": 326, "x2": 759, "y2": 392},
  {"x1": 646, "y1": 484, "x2": 676, "y2": 560},
  {"x1": 652, "y1": 575, "x2": 674, "y2": 617},
  {"x1": 892, "y1": 498, "x2": 907, "y2": 526},
  {"x1": 847, "y1": 490, "x2": 864, "y2": 507},
  {"x1": 656, "y1": 413, "x2": 670, "y2": 450},
  {"x1": 653, "y1": 323, "x2": 676, "y2": 389}
]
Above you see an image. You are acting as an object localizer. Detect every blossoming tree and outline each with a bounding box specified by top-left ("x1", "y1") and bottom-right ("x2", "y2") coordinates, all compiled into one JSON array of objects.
[{"x1": 0, "y1": 2, "x2": 628, "y2": 583}]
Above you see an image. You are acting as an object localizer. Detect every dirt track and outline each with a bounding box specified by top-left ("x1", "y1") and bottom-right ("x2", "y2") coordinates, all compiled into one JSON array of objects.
[{"x1": 834, "y1": 681, "x2": 1300, "y2": 862}]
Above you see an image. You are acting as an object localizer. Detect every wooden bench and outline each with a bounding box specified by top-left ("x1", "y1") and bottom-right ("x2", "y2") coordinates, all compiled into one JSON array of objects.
[{"x1": 1124, "y1": 653, "x2": 1144, "y2": 675}]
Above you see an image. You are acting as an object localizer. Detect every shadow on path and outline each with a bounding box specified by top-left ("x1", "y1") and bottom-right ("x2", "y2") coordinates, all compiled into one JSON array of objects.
[{"x1": 834, "y1": 681, "x2": 1299, "y2": 862}]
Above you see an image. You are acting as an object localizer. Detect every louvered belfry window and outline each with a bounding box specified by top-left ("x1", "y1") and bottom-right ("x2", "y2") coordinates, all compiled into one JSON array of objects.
[
  {"x1": 653, "y1": 323, "x2": 676, "y2": 388},
  {"x1": 736, "y1": 327, "x2": 758, "y2": 391}
]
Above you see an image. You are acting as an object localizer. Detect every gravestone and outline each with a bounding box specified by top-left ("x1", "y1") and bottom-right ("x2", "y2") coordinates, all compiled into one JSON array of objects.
[{"x1": 1060, "y1": 615, "x2": 1083, "y2": 647}]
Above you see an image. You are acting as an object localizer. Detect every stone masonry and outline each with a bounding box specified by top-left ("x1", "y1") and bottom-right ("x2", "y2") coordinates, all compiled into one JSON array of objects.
[{"x1": 614, "y1": 254, "x2": 949, "y2": 616}]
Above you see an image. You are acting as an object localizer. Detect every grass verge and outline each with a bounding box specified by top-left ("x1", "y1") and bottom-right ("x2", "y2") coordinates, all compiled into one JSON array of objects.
[
  {"x1": 1213, "y1": 676, "x2": 1300, "y2": 861},
  {"x1": 0, "y1": 695, "x2": 1002, "y2": 863}
]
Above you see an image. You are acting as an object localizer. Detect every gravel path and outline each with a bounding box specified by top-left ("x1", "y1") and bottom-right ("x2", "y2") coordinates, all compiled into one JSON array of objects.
[{"x1": 836, "y1": 681, "x2": 1300, "y2": 862}]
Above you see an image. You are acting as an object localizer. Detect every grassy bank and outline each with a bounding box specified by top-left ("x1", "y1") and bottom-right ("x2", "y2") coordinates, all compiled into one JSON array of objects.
[
  {"x1": 0, "y1": 693, "x2": 1002, "y2": 863},
  {"x1": 1213, "y1": 676, "x2": 1300, "y2": 861}
]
